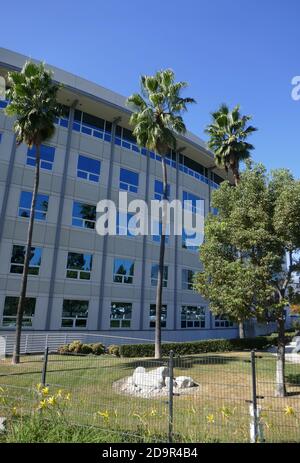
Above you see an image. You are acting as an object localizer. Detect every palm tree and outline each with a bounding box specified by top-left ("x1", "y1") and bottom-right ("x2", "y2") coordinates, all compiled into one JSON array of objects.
[
  {"x1": 206, "y1": 104, "x2": 257, "y2": 339},
  {"x1": 127, "y1": 70, "x2": 195, "y2": 359},
  {"x1": 5, "y1": 61, "x2": 62, "y2": 364},
  {"x1": 206, "y1": 104, "x2": 257, "y2": 186}
]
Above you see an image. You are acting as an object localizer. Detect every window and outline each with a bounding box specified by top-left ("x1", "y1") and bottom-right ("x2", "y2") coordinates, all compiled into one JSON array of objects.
[
  {"x1": 151, "y1": 264, "x2": 168, "y2": 287},
  {"x1": 26, "y1": 145, "x2": 55, "y2": 171},
  {"x1": 149, "y1": 304, "x2": 167, "y2": 328},
  {"x1": 66, "y1": 252, "x2": 93, "y2": 280},
  {"x1": 152, "y1": 222, "x2": 169, "y2": 243},
  {"x1": 113, "y1": 259, "x2": 134, "y2": 284},
  {"x1": 61, "y1": 299, "x2": 89, "y2": 328},
  {"x1": 154, "y1": 180, "x2": 170, "y2": 200},
  {"x1": 2, "y1": 296, "x2": 36, "y2": 327},
  {"x1": 182, "y1": 229, "x2": 200, "y2": 251},
  {"x1": 182, "y1": 269, "x2": 195, "y2": 290},
  {"x1": 77, "y1": 155, "x2": 101, "y2": 183},
  {"x1": 119, "y1": 168, "x2": 139, "y2": 193},
  {"x1": 72, "y1": 202, "x2": 96, "y2": 229},
  {"x1": 18, "y1": 191, "x2": 49, "y2": 221},
  {"x1": 10, "y1": 245, "x2": 42, "y2": 275},
  {"x1": 117, "y1": 212, "x2": 136, "y2": 237},
  {"x1": 0, "y1": 133, "x2": 2, "y2": 143},
  {"x1": 183, "y1": 191, "x2": 202, "y2": 214},
  {"x1": 214, "y1": 315, "x2": 234, "y2": 328},
  {"x1": 181, "y1": 305, "x2": 206, "y2": 329},
  {"x1": 110, "y1": 302, "x2": 132, "y2": 328}
]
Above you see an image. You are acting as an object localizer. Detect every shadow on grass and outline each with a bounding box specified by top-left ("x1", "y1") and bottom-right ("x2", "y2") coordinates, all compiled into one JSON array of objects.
[{"x1": 119, "y1": 355, "x2": 246, "y2": 371}]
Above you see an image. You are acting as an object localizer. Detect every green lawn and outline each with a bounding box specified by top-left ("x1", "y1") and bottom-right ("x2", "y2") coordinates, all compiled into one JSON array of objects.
[{"x1": 0, "y1": 352, "x2": 300, "y2": 443}]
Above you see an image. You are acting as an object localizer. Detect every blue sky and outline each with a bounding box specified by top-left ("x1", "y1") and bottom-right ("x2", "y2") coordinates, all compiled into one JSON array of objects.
[{"x1": 1, "y1": 0, "x2": 299, "y2": 177}]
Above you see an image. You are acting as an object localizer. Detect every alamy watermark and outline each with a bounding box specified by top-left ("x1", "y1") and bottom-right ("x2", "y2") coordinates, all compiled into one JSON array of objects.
[
  {"x1": 95, "y1": 192, "x2": 204, "y2": 247},
  {"x1": 291, "y1": 76, "x2": 300, "y2": 101}
]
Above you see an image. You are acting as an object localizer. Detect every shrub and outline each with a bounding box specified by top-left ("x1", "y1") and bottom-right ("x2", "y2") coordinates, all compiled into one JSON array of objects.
[
  {"x1": 107, "y1": 345, "x2": 120, "y2": 357},
  {"x1": 57, "y1": 341, "x2": 104, "y2": 356},
  {"x1": 118, "y1": 336, "x2": 274, "y2": 358},
  {"x1": 92, "y1": 343, "x2": 105, "y2": 356}
]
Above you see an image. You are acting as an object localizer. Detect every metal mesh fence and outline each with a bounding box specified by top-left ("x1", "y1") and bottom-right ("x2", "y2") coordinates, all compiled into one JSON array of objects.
[{"x1": 0, "y1": 349, "x2": 299, "y2": 443}]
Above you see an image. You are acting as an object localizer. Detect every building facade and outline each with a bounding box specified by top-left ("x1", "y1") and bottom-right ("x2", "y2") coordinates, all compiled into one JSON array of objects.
[{"x1": 0, "y1": 48, "x2": 240, "y2": 342}]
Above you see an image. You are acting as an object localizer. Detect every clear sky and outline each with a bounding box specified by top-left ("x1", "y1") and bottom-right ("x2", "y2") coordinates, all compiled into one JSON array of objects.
[{"x1": 1, "y1": 0, "x2": 299, "y2": 177}]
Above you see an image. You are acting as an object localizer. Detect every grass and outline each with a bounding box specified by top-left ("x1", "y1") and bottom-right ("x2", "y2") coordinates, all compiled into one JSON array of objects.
[{"x1": 0, "y1": 351, "x2": 300, "y2": 443}]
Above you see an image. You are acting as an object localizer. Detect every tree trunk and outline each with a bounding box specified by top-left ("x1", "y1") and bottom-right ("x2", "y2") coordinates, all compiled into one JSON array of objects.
[
  {"x1": 239, "y1": 321, "x2": 245, "y2": 339},
  {"x1": 12, "y1": 144, "x2": 40, "y2": 365},
  {"x1": 155, "y1": 155, "x2": 168, "y2": 359},
  {"x1": 275, "y1": 317, "x2": 286, "y2": 397}
]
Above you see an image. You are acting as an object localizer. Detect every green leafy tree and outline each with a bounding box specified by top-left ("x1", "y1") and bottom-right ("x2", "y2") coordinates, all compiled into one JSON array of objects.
[
  {"x1": 127, "y1": 69, "x2": 195, "y2": 358},
  {"x1": 5, "y1": 61, "x2": 62, "y2": 364},
  {"x1": 195, "y1": 163, "x2": 300, "y2": 397}
]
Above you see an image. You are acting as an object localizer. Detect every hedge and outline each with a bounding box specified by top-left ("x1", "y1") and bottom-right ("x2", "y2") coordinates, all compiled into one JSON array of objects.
[{"x1": 117, "y1": 336, "x2": 275, "y2": 358}]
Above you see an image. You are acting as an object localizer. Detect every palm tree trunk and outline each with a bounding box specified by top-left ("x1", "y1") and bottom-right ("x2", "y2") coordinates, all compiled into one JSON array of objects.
[
  {"x1": 155, "y1": 155, "x2": 168, "y2": 359},
  {"x1": 275, "y1": 317, "x2": 286, "y2": 397},
  {"x1": 12, "y1": 144, "x2": 40, "y2": 365},
  {"x1": 239, "y1": 321, "x2": 245, "y2": 339}
]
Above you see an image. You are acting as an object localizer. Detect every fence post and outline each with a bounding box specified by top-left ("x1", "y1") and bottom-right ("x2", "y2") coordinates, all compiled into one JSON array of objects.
[
  {"x1": 41, "y1": 347, "x2": 49, "y2": 387},
  {"x1": 250, "y1": 350, "x2": 258, "y2": 443},
  {"x1": 168, "y1": 350, "x2": 174, "y2": 443}
]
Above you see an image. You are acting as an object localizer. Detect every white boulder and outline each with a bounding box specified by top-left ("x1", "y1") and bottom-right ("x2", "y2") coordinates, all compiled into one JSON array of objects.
[
  {"x1": 175, "y1": 376, "x2": 195, "y2": 389},
  {"x1": 132, "y1": 366, "x2": 168, "y2": 390}
]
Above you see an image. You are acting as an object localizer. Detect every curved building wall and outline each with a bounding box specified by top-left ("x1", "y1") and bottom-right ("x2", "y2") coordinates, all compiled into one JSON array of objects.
[{"x1": 0, "y1": 48, "x2": 238, "y2": 341}]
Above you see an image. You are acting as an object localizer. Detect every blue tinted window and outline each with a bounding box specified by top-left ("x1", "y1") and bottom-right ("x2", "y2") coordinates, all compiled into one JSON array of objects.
[
  {"x1": 119, "y1": 168, "x2": 139, "y2": 193},
  {"x1": 0, "y1": 133, "x2": 2, "y2": 143},
  {"x1": 117, "y1": 213, "x2": 136, "y2": 237},
  {"x1": 152, "y1": 222, "x2": 169, "y2": 243},
  {"x1": 10, "y1": 245, "x2": 42, "y2": 275},
  {"x1": 27, "y1": 145, "x2": 55, "y2": 171},
  {"x1": 77, "y1": 155, "x2": 101, "y2": 183},
  {"x1": 183, "y1": 191, "x2": 203, "y2": 214},
  {"x1": 72, "y1": 202, "x2": 96, "y2": 229},
  {"x1": 18, "y1": 191, "x2": 49, "y2": 221},
  {"x1": 182, "y1": 229, "x2": 202, "y2": 251},
  {"x1": 154, "y1": 180, "x2": 170, "y2": 200},
  {"x1": 113, "y1": 259, "x2": 134, "y2": 284}
]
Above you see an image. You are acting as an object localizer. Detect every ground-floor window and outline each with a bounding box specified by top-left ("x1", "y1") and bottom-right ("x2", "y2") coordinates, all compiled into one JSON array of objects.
[
  {"x1": 2, "y1": 296, "x2": 36, "y2": 327},
  {"x1": 181, "y1": 305, "x2": 206, "y2": 328},
  {"x1": 214, "y1": 315, "x2": 234, "y2": 328},
  {"x1": 149, "y1": 304, "x2": 167, "y2": 328},
  {"x1": 110, "y1": 302, "x2": 132, "y2": 328},
  {"x1": 61, "y1": 299, "x2": 89, "y2": 328}
]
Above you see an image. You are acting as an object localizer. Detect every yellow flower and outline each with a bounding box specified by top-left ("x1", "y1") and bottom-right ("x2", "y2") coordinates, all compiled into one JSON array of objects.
[
  {"x1": 56, "y1": 389, "x2": 63, "y2": 398},
  {"x1": 149, "y1": 409, "x2": 157, "y2": 417},
  {"x1": 36, "y1": 383, "x2": 42, "y2": 392},
  {"x1": 65, "y1": 393, "x2": 71, "y2": 401},
  {"x1": 41, "y1": 387, "x2": 49, "y2": 396},
  {"x1": 97, "y1": 410, "x2": 109, "y2": 420},
  {"x1": 206, "y1": 414, "x2": 215, "y2": 424},
  {"x1": 47, "y1": 396, "x2": 57, "y2": 406},
  {"x1": 12, "y1": 406, "x2": 18, "y2": 416},
  {"x1": 284, "y1": 405, "x2": 296, "y2": 417},
  {"x1": 220, "y1": 406, "x2": 233, "y2": 420},
  {"x1": 38, "y1": 399, "x2": 48, "y2": 410}
]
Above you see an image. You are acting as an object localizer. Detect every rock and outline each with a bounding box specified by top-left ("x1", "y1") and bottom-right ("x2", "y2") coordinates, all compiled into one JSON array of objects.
[
  {"x1": 175, "y1": 376, "x2": 195, "y2": 388},
  {"x1": 0, "y1": 417, "x2": 6, "y2": 432},
  {"x1": 132, "y1": 366, "x2": 168, "y2": 390},
  {"x1": 165, "y1": 377, "x2": 177, "y2": 389}
]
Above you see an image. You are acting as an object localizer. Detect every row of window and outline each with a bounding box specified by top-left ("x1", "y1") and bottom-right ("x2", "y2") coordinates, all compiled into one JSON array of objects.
[
  {"x1": 17, "y1": 191, "x2": 202, "y2": 249},
  {"x1": 1, "y1": 101, "x2": 223, "y2": 189},
  {"x1": 1, "y1": 296, "x2": 234, "y2": 330},
  {"x1": 9, "y1": 244, "x2": 197, "y2": 289}
]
